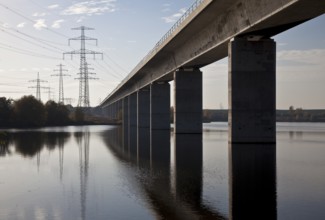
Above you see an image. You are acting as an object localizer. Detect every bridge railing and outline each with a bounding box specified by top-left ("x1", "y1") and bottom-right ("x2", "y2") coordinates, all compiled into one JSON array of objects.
[
  {"x1": 134, "y1": 0, "x2": 206, "y2": 72},
  {"x1": 156, "y1": 0, "x2": 205, "y2": 48}
]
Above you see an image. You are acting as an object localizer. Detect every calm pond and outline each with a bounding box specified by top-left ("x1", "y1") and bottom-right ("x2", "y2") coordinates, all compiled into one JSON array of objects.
[{"x1": 0, "y1": 123, "x2": 325, "y2": 219}]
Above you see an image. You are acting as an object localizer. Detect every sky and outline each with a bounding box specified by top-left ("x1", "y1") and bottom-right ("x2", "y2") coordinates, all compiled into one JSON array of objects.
[{"x1": 0, "y1": 0, "x2": 324, "y2": 109}]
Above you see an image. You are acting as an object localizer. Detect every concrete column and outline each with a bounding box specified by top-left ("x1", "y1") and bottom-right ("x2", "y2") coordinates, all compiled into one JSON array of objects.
[
  {"x1": 122, "y1": 97, "x2": 129, "y2": 151},
  {"x1": 109, "y1": 105, "x2": 112, "y2": 120},
  {"x1": 228, "y1": 37, "x2": 276, "y2": 143},
  {"x1": 137, "y1": 89, "x2": 150, "y2": 162},
  {"x1": 118, "y1": 100, "x2": 123, "y2": 121},
  {"x1": 115, "y1": 101, "x2": 119, "y2": 120},
  {"x1": 128, "y1": 92, "x2": 137, "y2": 157},
  {"x1": 137, "y1": 89, "x2": 150, "y2": 128},
  {"x1": 112, "y1": 103, "x2": 116, "y2": 120},
  {"x1": 150, "y1": 82, "x2": 170, "y2": 130},
  {"x1": 174, "y1": 68, "x2": 202, "y2": 134}
]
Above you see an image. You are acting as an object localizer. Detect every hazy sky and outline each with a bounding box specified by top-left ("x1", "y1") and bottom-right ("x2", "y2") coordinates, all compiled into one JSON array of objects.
[{"x1": 0, "y1": 0, "x2": 324, "y2": 109}]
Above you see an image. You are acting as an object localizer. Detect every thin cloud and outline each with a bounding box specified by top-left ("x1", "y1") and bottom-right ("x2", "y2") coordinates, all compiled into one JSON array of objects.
[
  {"x1": 51, "y1": 19, "x2": 64, "y2": 29},
  {"x1": 42, "y1": 67, "x2": 51, "y2": 71},
  {"x1": 162, "y1": 3, "x2": 171, "y2": 12},
  {"x1": 76, "y1": 16, "x2": 86, "y2": 23},
  {"x1": 1, "y1": 23, "x2": 10, "y2": 28},
  {"x1": 162, "y1": 8, "x2": 186, "y2": 23},
  {"x1": 33, "y1": 19, "x2": 47, "y2": 30},
  {"x1": 17, "y1": 22, "x2": 26, "y2": 28},
  {"x1": 278, "y1": 43, "x2": 287, "y2": 46},
  {"x1": 32, "y1": 12, "x2": 47, "y2": 17},
  {"x1": 48, "y1": 4, "x2": 59, "y2": 9},
  {"x1": 61, "y1": 0, "x2": 117, "y2": 16},
  {"x1": 278, "y1": 49, "x2": 325, "y2": 65}
]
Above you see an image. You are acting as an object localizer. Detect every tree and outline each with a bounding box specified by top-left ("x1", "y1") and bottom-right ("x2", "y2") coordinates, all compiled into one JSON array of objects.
[
  {"x1": 0, "y1": 97, "x2": 13, "y2": 127},
  {"x1": 295, "y1": 107, "x2": 303, "y2": 120},
  {"x1": 45, "y1": 100, "x2": 70, "y2": 125},
  {"x1": 13, "y1": 96, "x2": 46, "y2": 127},
  {"x1": 74, "y1": 107, "x2": 85, "y2": 122},
  {"x1": 289, "y1": 105, "x2": 295, "y2": 121}
]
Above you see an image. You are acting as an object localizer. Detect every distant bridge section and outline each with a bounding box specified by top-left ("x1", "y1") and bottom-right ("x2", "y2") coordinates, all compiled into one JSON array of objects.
[{"x1": 100, "y1": 0, "x2": 325, "y2": 143}]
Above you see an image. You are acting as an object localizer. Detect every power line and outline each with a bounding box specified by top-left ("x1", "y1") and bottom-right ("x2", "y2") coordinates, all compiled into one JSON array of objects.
[
  {"x1": 0, "y1": 28, "x2": 62, "y2": 54},
  {"x1": 0, "y1": 20, "x2": 67, "y2": 48},
  {"x1": 0, "y1": 2, "x2": 68, "y2": 39},
  {"x1": 103, "y1": 53, "x2": 129, "y2": 74},
  {"x1": 0, "y1": 91, "x2": 30, "y2": 94},
  {"x1": 92, "y1": 60, "x2": 122, "y2": 81},
  {"x1": 0, "y1": 42, "x2": 59, "y2": 59}
]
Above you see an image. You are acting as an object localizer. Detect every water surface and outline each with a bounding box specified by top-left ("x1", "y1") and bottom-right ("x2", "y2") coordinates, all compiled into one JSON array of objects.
[{"x1": 0, "y1": 123, "x2": 324, "y2": 219}]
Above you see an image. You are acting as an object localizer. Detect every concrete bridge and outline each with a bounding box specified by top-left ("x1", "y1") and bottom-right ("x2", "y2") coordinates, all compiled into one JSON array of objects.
[{"x1": 100, "y1": 0, "x2": 325, "y2": 143}]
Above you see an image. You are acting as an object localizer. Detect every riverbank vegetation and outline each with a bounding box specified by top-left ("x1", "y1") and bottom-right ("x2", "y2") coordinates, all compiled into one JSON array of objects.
[
  {"x1": 0, "y1": 96, "x2": 111, "y2": 128},
  {"x1": 201, "y1": 108, "x2": 325, "y2": 123}
]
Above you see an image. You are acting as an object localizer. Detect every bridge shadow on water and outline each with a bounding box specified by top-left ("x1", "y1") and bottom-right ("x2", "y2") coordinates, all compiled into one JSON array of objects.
[{"x1": 101, "y1": 126, "x2": 277, "y2": 220}]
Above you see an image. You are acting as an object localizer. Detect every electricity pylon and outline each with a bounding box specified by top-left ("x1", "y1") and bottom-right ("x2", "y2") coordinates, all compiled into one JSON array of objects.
[
  {"x1": 52, "y1": 64, "x2": 70, "y2": 104},
  {"x1": 64, "y1": 98, "x2": 75, "y2": 105},
  {"x1": 29, "y1": 72, "x2": 48, "y2": 101},
  {"x1": 44, "y1": 86, "x2": 55, "y2": 101},
  {"x1": 63, "y1": 26, "x2": 103, "y2": 107}
]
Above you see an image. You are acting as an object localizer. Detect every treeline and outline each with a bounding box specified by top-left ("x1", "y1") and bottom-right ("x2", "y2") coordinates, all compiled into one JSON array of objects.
[
  {"x1": 277, "y1": 107, "x2": 325, "y2": 122},
  {"x1": 0, "y1": 96, "x2": 87, "y2": 128},
  {"x1": 202, "y1": 108, "x2": 325, "y2": 122}
]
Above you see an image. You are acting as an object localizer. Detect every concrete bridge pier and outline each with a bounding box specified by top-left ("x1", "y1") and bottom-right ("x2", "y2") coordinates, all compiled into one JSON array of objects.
[
  {"x1": 112, "y1": 102, "x2": 117, "y2": 120},
  {"x1": 128, "y1": 93, "x2": 137, "y2": 156},
  {"x1": 174, "y1": 68, "x2": 202, "y2": 134},
  {"x1": 117, "y1": 100, "x2": 122, "y2": 121},
  {"x1": 150, "y1": 82, "x2": 170, "y2": 130},
  {"x1": 228, "y1": 37, "x2": 276, "y2": 143},
  {"x1": 137, "y1": 89, "x2": 151, "y2": 161},
  {"x1": 122, "y1": 97, "x2": 129, "y2": 151},
  {"x1": 137, "y1": 89, "x2": 150, "y2": 129},
  {"x1": 107, "y1": 105, "x2": 112, "y2": 120},
  {"x1": 113, "y1": 102, "x2": 117, "y2": 120}
]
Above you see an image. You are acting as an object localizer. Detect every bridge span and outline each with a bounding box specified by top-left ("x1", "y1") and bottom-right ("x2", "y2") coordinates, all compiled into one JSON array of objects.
[{"x1": 100, "y1": 0, "x2": 325, "y2": 143}]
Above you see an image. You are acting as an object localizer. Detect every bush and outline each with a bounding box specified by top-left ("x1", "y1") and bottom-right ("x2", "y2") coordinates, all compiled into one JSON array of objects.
[
  {"x1": 13, "y1": 96, "x2": 46, "y2": 127},
  {"x1": 45, "y1": 100, "x2": 70, "y2": 125},
  {"x1": 0, "y1": 97, "x2": 13, "y2": 127}
]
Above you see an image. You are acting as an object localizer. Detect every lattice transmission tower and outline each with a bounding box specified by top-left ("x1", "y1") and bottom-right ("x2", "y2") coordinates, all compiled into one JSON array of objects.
[
  {"x1": 44, "y1": 86, "x2": 55, "y2": 101},
  {"x1": 52, "y1": 64, "x2": 70, "y2": 104},
  {"x1": 63, "y1": 26, "x2": 102, "y2": 107},
  {"x1": 29, "y1": 72, "x2": 48, "y2": 101}
]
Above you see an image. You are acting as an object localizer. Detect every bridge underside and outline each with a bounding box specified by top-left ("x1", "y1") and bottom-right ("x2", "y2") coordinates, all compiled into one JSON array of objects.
[{"x1": 101, "y1": 0, "x2": 325, "y2": 143}]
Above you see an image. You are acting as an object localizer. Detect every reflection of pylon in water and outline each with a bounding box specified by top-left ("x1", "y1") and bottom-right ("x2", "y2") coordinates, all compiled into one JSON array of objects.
[
  {"x1": 37, "y1": 151, "x2": 40, "y2": 172},
  {"x1": 59, "y1": 146, "x2": 64, "y2": 181},
  {"x1": 76, "y1": 130, "x2": 90, "y2": 220}
]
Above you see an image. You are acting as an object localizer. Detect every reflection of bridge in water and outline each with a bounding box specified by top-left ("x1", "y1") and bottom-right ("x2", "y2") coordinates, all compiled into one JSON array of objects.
[{"x1": 102, "y1": 127, "x2": 277, "y2": 219}]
